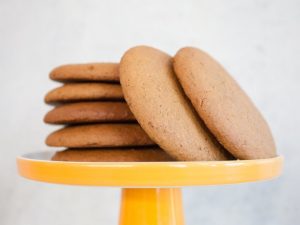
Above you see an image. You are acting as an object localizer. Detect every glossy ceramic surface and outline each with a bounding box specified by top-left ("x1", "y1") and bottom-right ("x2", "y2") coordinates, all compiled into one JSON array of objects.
[{"x1": 17, "y1": 151, "x2": 283, "y2": 187}]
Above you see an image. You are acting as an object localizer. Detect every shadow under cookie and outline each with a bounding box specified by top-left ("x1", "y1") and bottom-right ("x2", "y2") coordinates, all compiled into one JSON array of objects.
[{"x1": 52, "y1": 147, "x2": 174, "y2": 162}]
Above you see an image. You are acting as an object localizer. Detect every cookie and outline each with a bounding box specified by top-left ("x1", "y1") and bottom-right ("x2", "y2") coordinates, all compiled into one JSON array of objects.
[
  {"x1": 45, "y1": 83, "x2": 123, "y2": 104},
  {"x1": 46, "y1": 124, "x2": 155, "y2": 148},
  {"x1": 120, "y1": 46, "x2": 230, "y2": 161},
  {"x1": 51, "y1": 147, "x2": 174, "y2": 162},
  {"x1": 173, "y1": 47, "x2": 276, "y2": 159},
  {"x1": 44, "y1": 102, "x2": 135, "y2": 124},
  {"x1": 50, "y1": 63, "x2": 119, "y2": 82}
]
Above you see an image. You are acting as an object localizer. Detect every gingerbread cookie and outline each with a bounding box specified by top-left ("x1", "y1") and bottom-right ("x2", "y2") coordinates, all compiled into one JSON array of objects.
[
  {"x1": 45, "y1": 83, "x2": 123, "y2": 103},
  {"x1": 173, "y1": 47, "x2": 276, "y2": 159},
  {"x1": 52, "y1": 147, "x2": 174, "y2": 162},
  {"x1": 44, "y1": 102, "x2": 135, "y2": 124},
  {"x1": 46, "y1": 124, "x2": 155, "y2": 148},
  {"x1": 120, "y1": 46, "x2": 230, "y2": 161},
  {"x1": 50, "y1": 63, "x2": 119, "y2": 82}
]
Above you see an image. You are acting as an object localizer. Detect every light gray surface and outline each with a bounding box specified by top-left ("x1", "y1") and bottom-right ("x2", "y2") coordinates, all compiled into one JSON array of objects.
[{"x1": 0, "y1": 0, "x2": 299, "y2": 224}]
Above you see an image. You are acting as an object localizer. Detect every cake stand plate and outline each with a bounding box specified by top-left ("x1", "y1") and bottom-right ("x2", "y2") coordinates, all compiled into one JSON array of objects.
[{"x1": 17, "y1": 151, "x2": 283, "y2": 225}]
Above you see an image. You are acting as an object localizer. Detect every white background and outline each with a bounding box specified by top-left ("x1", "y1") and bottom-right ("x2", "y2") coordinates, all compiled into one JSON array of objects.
[{"x1": 1, "y1": 0, "x2": 299, "y2": 224}]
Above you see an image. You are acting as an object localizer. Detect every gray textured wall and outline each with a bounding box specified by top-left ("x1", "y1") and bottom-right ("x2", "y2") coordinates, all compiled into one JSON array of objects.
[{"x1": 1, "y1": 0, "x2": 299, "y2": 224}]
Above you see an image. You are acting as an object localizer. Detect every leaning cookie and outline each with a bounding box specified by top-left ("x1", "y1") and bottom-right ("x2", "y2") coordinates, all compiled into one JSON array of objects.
[
  {"x1": 46, "y1": 124, "x2": 155, "y2": 148},
  {"x1": 45, "y1": 83, "x2": 124, "y2": 104},
  {"x1": 120, "y1": 46, "x2": 231, "y2": 161},
  {"x1": 44, "y1": 102, "x2": 135, "y2": 124},
  {"x1": 50, "y1": 63, "x2": 119, "y2": 82},
  {"x1": 52, "y1": 147, "x2": 174, "y2": 162},
  {"x1": 173, "y1": 47, "x2": 276, "y2": 159}
]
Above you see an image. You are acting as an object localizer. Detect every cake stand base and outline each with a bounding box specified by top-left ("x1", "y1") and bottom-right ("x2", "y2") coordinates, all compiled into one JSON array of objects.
[{"x1": 119, "y1": 188, "x2": 184, "y2": 225}]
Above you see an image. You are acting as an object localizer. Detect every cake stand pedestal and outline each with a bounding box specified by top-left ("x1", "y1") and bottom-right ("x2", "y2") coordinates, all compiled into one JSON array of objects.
[{"x1": 17, "y1": 152, "x2": 283, "y2": 225}]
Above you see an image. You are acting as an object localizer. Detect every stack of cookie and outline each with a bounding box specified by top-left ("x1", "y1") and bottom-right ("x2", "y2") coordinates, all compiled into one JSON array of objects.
[
  {"x1": 44, "y1": 63, "x2": 174, "y2": 162},
  {"x1": 45, "y1": 46, "x2": 277, "y2": 162}
]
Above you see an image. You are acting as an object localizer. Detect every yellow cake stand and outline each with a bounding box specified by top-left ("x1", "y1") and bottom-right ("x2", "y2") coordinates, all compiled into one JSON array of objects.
[{"x1": 17, "y1": 151, "x2": 283, "y2": 225}]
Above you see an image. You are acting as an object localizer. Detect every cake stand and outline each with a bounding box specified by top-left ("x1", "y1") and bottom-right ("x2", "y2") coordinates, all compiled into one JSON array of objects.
[{"x1": 17, "y1": 151, "x2": 283, "y2": 225}]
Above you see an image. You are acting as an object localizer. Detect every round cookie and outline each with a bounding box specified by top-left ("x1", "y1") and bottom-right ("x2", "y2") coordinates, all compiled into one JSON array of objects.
[
  {"x1": 45, "y1": 83, "x2": 123, "y2": 104},
  {"x1": 46, "y1": 124, "x2": 155, "y2": 148},
  {"x1": 52, "y1": 147, "x2": 174, "y2": 162},
  {"x1": 119, "y1": 46, "x2": 230, "y2": 161},
  {"x1": 173, "y1": 47, "x2": 276, "y2": 159},
  {"x1": 44, "y1": 102, "x2": 135, "y2": 124},
  {"x1": 50, "y1": 63, "x2": 119, "y2": 82}
]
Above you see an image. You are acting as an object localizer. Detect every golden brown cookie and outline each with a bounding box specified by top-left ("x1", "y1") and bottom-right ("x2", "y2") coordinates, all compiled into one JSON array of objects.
[
  {"x1": 120, "y1": 46, "x2": 230, "y2": 161},
  {"x1": 52, "y1": 147, "x2": 174, "y2": 162},
  {"x1": 173, "y1": 47, "x2": 276, "y2": 159},
  {"x1": 45, "y1": 83, "x2": 123, "y2": 104},
  {"x1": 46, "y1": 124, "x2": 155, "y2": 148},
  {"x1": 44, "y1": 102, "x2": 135, "y2": 124},
  {"x1": 50, "y1": 63, "x2": 119, "y2": 82}
]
